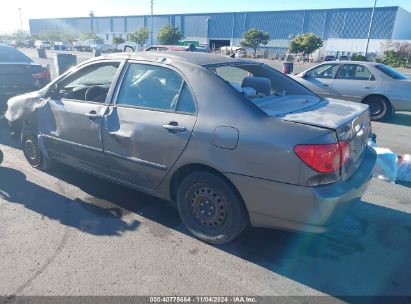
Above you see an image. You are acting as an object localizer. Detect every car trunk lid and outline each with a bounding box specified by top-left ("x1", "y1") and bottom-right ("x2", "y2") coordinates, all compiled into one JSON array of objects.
[
  {"x1": 252, "y1": 96, "x2": 371, "y2": 180},
  {"x1": 0, "y1": 63, "x2": 46, "y2": 95}
]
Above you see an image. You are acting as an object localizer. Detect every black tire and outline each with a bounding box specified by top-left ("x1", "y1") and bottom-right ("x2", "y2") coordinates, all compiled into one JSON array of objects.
[
  {"x1": 363, "y1": 96, "x2": 391, "y2": 121},
  {"x1": 21, "y1": 126, "x2": 54, "y2": 171},
  {"x1": 177, "y1": 171, "x2": 249, "y2": 244}
]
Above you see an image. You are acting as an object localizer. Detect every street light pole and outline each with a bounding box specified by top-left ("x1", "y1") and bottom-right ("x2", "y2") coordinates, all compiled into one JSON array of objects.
[
  {"x1": 150, "y1": 0, "x2": 154, "y2": 45},
  {"x1": 18, "y1": 8, "x2": 23, "y2": 30},
  {"x1": 365, "y1": 0, "x2": 377, "y2": 57}
]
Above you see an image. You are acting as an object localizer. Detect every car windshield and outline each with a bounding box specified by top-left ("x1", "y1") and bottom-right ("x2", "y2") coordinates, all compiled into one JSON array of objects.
[
  {"x1": 0, "y1": 46, "x2": 32, "y2": 63},
  {"x1": 208, "y1": 64, "x2": 317, "y2": 99},
  {"x1": 375, "y1": 64, "x2": 409, "y2": 80}
]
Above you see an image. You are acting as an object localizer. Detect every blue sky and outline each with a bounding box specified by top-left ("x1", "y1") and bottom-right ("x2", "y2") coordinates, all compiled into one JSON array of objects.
[{"x1": 1, "y1": 0, "x2": 410, "y2": 32}]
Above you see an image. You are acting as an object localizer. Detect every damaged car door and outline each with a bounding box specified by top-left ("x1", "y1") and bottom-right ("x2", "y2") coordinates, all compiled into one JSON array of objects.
[
  {"x1": 43, "y1": 61, "x2": 122, "y2": 174},
  {"x1": 102, "y1": 62, "x2": 197, "y2": 190}
]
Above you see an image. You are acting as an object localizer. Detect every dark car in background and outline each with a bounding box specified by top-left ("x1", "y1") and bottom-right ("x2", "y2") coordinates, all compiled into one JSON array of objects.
[
  {"x1": 323, "y1": 55, "x2": 336, "y2": 61},
  {"x1": 0, "y1": 44, "x2": 50, "y2": 113}
]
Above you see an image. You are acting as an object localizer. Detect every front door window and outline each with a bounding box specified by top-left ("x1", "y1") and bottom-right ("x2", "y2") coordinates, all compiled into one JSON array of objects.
[{"x1": 55, "y1": 62, "x2": 120, "y2": 103}]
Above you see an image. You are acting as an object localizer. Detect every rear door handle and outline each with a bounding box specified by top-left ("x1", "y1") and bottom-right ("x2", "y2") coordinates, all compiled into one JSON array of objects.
[
  {"x1": 323, "y1": 84, "x2": 330, "y2": 87},
  {"x1": 364, "y1": 86, "x2": 371, "y2": 89},
  {"x1": 86, "y1": 111, "x2": 102, "y2": 120},
  {"x1": 163, "y1": 123, "x2": 186, "y2": 133}
]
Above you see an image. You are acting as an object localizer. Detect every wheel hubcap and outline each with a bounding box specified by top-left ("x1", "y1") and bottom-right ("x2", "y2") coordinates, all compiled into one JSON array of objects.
[
  {"x1": 24, "y1": 137, "x2": 41, "y2": 165},
  {"x1": 369, "y1": 101, "x2": 384, "y2": 116},
  {"x1": 191, "y1": 186, "x2": 227, "y2": 228}
]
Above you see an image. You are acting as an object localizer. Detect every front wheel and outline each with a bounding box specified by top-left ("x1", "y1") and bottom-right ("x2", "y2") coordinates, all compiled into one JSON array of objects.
[
  {"x1": 21, "y1": 127, "x2": 54, "y2": 171},
  {"x1": 364, "y1": 96, "x2": 391, "y2": 121},
  {"x1": 177, "y1": 171, "x2": 249, "y2": 244}
]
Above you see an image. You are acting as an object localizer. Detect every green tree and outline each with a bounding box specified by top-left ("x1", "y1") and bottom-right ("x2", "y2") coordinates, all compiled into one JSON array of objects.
[
  {"x1": 80, "y1": 32, "x2": 103, "y2": 44},
  {"x1": 157, "y1": 25, "x2": 183, "y2": 45},
  {"x1": 112, "y1": 36, "x2": 125, "y2": 49},
  {"x1": 128, "y1": 28, "x2": 150, "y2": 50},
  {"x1": 289, "y1": 33, "x2": 323, "y2": 56},
  {"x1": 240, "y1": 28, "x2": 270, "y2": 58},
  {"x1": 351, "y1": 54, "x2": 368, "y2": 62},
  {"x1": 381, "y1": 50, "x2": 407, "y2": 68}
]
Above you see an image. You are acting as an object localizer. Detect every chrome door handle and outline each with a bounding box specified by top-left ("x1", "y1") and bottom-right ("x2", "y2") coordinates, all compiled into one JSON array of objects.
[{"x1": 163, "y1": 123, "x2": 186, "y2": 133}]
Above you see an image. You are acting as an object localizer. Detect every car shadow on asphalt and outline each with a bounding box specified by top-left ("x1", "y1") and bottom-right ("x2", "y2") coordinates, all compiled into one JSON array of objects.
[
  {"x1": 220, "y1": 201, "x2": 411, "y2": 297},
  {"x1": 0, "y1": 166, "x2": 140, "y2": 236},
  {"x1": 381, "y1": 113, "x2": 411, "y2": 127},
  {"x1": 42, "y1": 163, "x2": 411, "y2": 297}
]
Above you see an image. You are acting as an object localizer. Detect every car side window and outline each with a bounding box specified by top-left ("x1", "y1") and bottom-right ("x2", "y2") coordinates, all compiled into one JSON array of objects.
[
  {"x1": 336, "y1": 64, "x2": 375, "y2": 81},
  {"x1": 117, "y1": 63, "x2": 184, "y2": 111},
  {"x1": 56, "y1": 62, "x2": 120, "y2": 103},
  {"x1": 176, "y1": 83, "x2": 196, "y2": 114},
  {"x1": 306, "y1": 64, "x2": 340, "y2": 79}
]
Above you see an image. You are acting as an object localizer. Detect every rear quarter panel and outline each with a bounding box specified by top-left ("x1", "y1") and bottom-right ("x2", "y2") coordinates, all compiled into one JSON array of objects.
[{"x1": 163, "y1": 62, "x2": 338, "y2": 188}]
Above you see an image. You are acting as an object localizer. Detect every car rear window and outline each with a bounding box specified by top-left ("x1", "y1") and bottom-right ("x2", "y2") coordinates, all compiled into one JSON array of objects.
[
  {"x1": 0, "y1": 46, "x2": 32, "y2": 63},
  {"x1": 375, "y1": 64, "x2": 408, "y2": 80},
  {"x1": 208, "y1": 64, "x2": 317, "y2": 98}
]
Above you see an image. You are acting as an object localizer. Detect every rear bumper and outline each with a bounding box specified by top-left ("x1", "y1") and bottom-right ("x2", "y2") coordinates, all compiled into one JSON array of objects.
[{"x1": 227, "y1": 146, "x2": 377, "y2": 233}]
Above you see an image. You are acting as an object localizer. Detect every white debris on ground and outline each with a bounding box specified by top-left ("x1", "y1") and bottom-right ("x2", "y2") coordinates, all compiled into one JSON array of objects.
[
  {"x1": 397, "y1": 154, "x2": 411, "y2": 183},
  {"x1": 369, "y1": 140, "x2": 411, "y2": 183}
]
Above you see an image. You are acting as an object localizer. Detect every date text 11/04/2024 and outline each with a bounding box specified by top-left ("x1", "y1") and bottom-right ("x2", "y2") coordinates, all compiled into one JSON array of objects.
[{"x1": 149, "y1": 296, "x2": 257, "y2": 303}]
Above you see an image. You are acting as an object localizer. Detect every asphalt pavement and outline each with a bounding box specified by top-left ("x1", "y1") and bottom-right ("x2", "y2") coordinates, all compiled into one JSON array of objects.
[{"x1": 0, "y1": 49, "x2": 411, "y2": 299}]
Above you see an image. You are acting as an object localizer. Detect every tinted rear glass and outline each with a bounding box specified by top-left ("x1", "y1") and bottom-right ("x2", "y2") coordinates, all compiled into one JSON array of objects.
[
  {"x1": 0, "y1": 46, "x2": 32, "y2": 63},
  {"x1": 375, "y1": 64, "x2": 408, "y2": 80}
]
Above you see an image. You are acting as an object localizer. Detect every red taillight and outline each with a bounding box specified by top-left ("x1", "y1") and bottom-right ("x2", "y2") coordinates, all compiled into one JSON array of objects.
[
  {"x1": 294, "y1": 141, "x2": 351, "y2": 173},
  {"x1": 32, "y1": 68, "x2": 50, "y2": 80}
]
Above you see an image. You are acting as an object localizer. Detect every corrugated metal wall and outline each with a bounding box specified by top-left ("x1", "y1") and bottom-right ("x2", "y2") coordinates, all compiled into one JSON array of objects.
[
  {"x1": 112, "y1": 17, "x2": 125, "y2": 33},
  {"x1": 127, "y1": 17, "x2": 144, "y2": 32},
  {"x1": 29, "y1": 6, "x2": 407, "y2": 44},
  {"x1": 183, "y1": 15, "x2": 208, "y2": 38}
]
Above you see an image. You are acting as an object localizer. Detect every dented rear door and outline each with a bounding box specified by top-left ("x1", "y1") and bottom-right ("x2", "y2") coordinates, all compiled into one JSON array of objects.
[{"x1": 102, "y1": 62, "x2": 197, "y2": 190}]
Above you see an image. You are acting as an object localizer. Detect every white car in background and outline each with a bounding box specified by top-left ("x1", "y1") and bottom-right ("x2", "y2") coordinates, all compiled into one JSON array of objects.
[
  {"x1": 34, "y1": 40, "x2": 52, "y2": 49},
  {"x1": 292, "y1": 61, "x2": 411, "y2": 120}
]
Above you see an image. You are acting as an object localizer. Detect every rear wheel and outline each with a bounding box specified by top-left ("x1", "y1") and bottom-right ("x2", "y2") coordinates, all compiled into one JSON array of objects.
[
  {"x1": 177, "y1": 171, "x2": 249, "y2": 244},
  {"x1": 21, "y1": 126, "x2": 54, "y2": 171},
  {"x1": 363, "y1": 96, "x2": 391, "y2": 121}
]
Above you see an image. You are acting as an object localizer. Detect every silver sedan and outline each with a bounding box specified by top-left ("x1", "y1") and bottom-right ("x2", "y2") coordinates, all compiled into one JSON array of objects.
[{"x1": 292, "y1": 61, "x2": 411, "y2": 120}]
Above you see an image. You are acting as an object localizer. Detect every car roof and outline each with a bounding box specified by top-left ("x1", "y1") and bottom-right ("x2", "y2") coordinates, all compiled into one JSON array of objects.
[
  {"x1": 95, "y1": 51, "x2": 257, "y2": 67},
  {"x1": 321, "y1": 60, "x2": 378, "y2": 66}
]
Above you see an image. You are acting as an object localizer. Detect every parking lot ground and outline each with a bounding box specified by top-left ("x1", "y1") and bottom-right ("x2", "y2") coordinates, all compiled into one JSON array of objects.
[
  {"x1": 0, "y1": 51, "x2": 411, "y2": 298},
  {"x1": 0, "y1": 122, "x2": 411, "y2": 297}
]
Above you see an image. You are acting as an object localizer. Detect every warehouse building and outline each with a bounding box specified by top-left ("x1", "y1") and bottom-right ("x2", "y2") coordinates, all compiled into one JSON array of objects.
[{"x1": 29, "y1": 6, "x2": 411, "y2": 57}]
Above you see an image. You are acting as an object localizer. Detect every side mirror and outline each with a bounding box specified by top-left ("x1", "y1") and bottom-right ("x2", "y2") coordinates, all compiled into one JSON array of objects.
[{"x1": 47, "y1": 83, "x2": 60, "y2": 99}]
